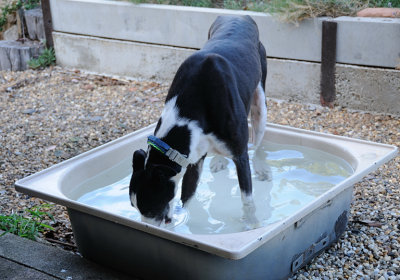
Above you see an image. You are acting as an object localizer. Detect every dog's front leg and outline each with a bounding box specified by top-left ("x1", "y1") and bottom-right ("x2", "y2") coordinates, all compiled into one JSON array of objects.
[
  {"x1": 233, "y1": 152, "x2": 260, "y2": 229},
  {"x1": 181, "y1": 155, "x2": 206, "y2": 206}
]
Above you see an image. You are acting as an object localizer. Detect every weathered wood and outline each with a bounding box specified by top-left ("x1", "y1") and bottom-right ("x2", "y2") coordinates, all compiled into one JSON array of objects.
[
  {"x1": 0, "y1": 40, "x2": 44, "y2": 71},
  {"x1": 40, "y1": 0, "x2": 53, "y2": 48},
  {"x1": 320, "y1": 20, "x2": 337, "y2": 108},
  {"x1": 24, "y1": 8, "x2": 45, "y2": 41},
  {"x1": 17, "y1": 8, "x2": 26, "y2": 39}
]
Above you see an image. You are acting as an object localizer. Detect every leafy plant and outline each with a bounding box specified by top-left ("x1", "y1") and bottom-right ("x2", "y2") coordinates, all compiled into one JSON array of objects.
[
  {"x1": 128, "y1": 0, "x2": 400, "y2": 22},
  {"x1": 0, "y1": 204, "x2": 55, "y2": 240},
  {"x1": 265, "y1": 0, "x2": 399, "y2": 24},
  {"x1": 28, "y1": 47, "x2": 56, "y2": 69},
  {"x1": 130, "y1": 0, "x2": 213, "y2": 7},
  {"x1": 0, "y1": 0, "x2": 41, "y2": 32},
  {"x1": 0, "y1": 1, "x2": 22, "y2": 32},
  {"x1": 370, "y1": 0, "x2": 400, "y2": 7},
  {"x1": 22, "y1": 0, "x2": 41, "y2": 10}
]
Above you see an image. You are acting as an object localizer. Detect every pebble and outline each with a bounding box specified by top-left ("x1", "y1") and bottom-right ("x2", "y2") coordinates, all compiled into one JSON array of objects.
[
  {"x1": 89, "y1": 116, "x2": 103, "y2": 122},
  {"x1": 22, "y1": 108, "x2": 36, "y2": 114},
  {"x1": 1, "y1": 67, "x2": 399, "y2": 278}
]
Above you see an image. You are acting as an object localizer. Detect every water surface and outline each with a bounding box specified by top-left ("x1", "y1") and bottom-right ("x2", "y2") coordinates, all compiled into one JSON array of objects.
[{"x1": 77, "y1": 141, "x2": 353, "y2": 234}]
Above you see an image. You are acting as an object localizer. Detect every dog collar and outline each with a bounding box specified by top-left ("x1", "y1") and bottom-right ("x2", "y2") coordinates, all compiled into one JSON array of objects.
[{"x1": 147, "y1": 135, "x2": 190, "y2": 168}]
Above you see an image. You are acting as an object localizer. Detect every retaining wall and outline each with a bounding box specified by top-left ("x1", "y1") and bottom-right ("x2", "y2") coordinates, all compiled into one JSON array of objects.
[{"x1": 50, "y1": 0, "x2": 400, "y2": 115}]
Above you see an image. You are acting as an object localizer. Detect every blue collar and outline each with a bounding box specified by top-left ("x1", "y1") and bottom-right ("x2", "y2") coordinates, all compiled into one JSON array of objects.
[{"x1": 147, "y1": 136, "x2": 190, "y2": 168}]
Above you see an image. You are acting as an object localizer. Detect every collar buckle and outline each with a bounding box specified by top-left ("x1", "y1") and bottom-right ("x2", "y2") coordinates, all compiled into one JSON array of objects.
[{"x1": 147, "y1": 136, "x2": 190, "y2": 168}]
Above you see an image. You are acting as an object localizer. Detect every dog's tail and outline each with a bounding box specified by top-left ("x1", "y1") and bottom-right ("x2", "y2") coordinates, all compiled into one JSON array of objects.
[{"x1": 258, "y1": 41, "x2": 267, "y2": 91}]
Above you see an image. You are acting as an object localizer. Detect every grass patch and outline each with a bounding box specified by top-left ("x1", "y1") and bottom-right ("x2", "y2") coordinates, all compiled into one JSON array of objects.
[
  {"x1": 266, "y1": 0, "x2": 368, "y2": 24},
  {"x1": 0, "y1": 204, "x2": 55, "y2": 241},
  {"x1": 28, "y1": 47, "x2": 56, "y2": 69},
  {"x1": 130, "y1": 0, "x2": 213, "y2": 7},
  {"x1": 266, "y1": 0, "x2": 399, "y2": 24},
  {"x1": 128, "y1": 0, "x2": 400, "y2": 22}
]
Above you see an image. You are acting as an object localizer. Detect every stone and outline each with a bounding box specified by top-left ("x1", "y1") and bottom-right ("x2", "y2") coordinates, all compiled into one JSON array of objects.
[
  {"x1": 3, "y1": 24, "x2": 19, "y2": 40},
  {"x1": 22, "y1": 108, "x2": 36, "y2": 114},
  {"x1": 357, "y1": 8, "x2": 400, "y2": 18}
]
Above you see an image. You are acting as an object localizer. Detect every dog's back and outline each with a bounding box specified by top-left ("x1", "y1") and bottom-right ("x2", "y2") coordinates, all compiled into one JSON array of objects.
[{"x1": 162, "y1": 15, "x2": 266, "y2": 153}]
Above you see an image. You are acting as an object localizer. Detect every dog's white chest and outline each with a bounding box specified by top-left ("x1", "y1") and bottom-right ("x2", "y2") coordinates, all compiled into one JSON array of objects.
[{"x1": 156, "y1": 97, "x2": 232, "y2": 163}]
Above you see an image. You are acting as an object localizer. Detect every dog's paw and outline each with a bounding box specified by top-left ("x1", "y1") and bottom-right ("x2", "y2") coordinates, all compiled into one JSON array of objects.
[
  {"x1": 253, "y1": 150, "x2": 272, "y2": 181},
  {"x1": 241, "y1": 205, "x2": 260, "y2": 230},
  {"x1": 210, "y1": 155, "x2": 229, "y2": 173},
  {"x1": 242, "y1": 217, "x2": 261, "y2": 230}
]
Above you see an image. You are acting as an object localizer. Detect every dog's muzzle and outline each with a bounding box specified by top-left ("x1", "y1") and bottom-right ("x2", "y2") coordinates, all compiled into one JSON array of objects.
[{"x1": 141, "y1": 215, "x2": 172, "y2": 227}]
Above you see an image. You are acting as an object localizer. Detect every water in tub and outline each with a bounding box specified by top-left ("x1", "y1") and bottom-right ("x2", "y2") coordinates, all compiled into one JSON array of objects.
[{"x1": 76, "y1": 141, "x2": 353, "y2": 234}]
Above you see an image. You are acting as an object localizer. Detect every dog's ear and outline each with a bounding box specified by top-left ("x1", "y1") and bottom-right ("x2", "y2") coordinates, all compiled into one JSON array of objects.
[{"x1": 132, "y1": 149, "x2": 146, "y2": 172}]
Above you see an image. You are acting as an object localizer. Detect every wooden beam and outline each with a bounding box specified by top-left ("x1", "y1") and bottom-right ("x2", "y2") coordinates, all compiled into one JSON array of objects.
[
  {"x1": 40, "y1": 0, "x2": 53, "y2": 48},
  {"x1": 320, "y1": 20, "x2": 337, "y2": 108}
]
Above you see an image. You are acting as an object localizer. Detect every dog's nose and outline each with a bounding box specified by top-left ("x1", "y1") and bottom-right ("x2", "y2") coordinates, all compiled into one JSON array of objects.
[{"x1": 164, "y1": 216, "x2": 172, "y2": 224}]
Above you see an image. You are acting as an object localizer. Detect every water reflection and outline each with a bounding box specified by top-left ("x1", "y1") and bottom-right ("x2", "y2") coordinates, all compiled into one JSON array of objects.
[{"x1": 77, "y1": 141, "x2": 353, "y2": 234}]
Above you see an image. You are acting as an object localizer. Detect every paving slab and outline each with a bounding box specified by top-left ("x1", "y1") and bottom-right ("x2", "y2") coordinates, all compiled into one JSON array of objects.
[
  {"x1": 0, "y1": 257, "x2": 57, "y2": 280},
  {"x1": 0, "y1": 230, "x2": 133, "y2": 280}
]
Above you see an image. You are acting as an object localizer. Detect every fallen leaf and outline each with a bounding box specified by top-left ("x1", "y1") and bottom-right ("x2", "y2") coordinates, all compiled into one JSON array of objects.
[
  {"x1": 82, "y1": 84, "x2": 95, "y2": 91},
  {"x1": 45, "y1": 145, "x2": 57, "y2": 151},
  {"x1": 150, "y1": 97, "x2": 160, "y2": 102}
]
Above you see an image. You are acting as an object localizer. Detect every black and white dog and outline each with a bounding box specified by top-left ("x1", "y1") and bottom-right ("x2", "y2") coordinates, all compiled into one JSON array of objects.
[{"x1": 129, "y1": 15, "x2": 269, "y2": 228}]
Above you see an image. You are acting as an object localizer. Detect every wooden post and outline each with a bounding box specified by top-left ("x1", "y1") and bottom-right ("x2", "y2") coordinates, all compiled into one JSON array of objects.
[
  {"x1": 320, "y1": 20, "x2": 337, "y2": 108},
  {"x1": 40, "y1": 0, "x2": 53, "y2": 48}
]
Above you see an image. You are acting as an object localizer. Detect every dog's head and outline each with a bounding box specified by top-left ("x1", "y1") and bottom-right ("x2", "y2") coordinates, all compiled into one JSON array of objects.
[{"x1": 129, "y1": 149, "x2": 177, "y2": 226}]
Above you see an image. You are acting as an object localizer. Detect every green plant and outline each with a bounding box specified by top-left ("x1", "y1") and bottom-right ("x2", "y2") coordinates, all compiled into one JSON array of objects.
[
  {"x1": 266, "y1": 0, "x2": 400, "y2": 23},
  {"x1": 128, "y1": 0, "x2": 399, "y2": 22},
  {"x1": 0, "y1": 204, "x2": 55, "y2": 240},
  {"x1": 28, "y1": 47, "x2": 56, "y2": 69},
  {"x1": 0, "y1": 1, "x2": 22, "y2": 32},
  {"x1": 22, "y1": 0, "x2": 41, "y2": 10},
  {"x1": 0, "y1": 0, "x2": 41, "y2": 32},
  {"x1": 265, "y1": 0, "x2": 368, "y2": 23},
  {"x1": 130, "y1": 0, "x2": 213, "y2": 7},
  {"x1": 369, "y1": 0, "x2": 400, "y2": 7}
]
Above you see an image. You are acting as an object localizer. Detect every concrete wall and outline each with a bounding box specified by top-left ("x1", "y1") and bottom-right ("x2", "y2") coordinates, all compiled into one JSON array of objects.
[
  {"x1": 50, "y1": 0, "x2": 400, "y2": 115},
  {"x1": 336, "y1": 64, "x2": 400, "y2": 114},
  {"x1": 50, "y1": 0, "x2": 400, "y2": 68},
  {"x1": 53, "y1": 32, "x2": 194, "y2": 81}
]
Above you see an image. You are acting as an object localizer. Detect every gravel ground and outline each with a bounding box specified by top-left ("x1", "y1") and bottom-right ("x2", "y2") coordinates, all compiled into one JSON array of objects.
[{"x1": 1, "y1": 67, "x2": 399, "y2": 279}]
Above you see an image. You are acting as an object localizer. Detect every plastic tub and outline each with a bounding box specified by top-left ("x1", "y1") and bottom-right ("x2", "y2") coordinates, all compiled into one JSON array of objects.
[{"x1": 15, "y1": 123, "x2": 398, "y2": 279}]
